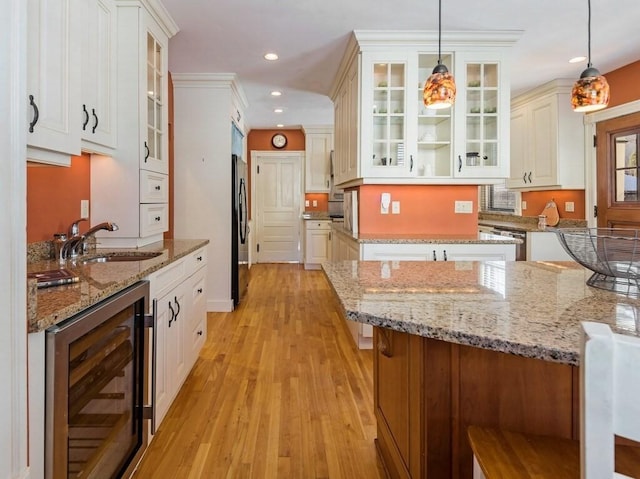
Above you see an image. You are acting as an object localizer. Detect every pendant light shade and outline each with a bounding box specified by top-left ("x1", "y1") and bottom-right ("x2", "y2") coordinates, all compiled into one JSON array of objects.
[
  {"x1": 424, "y1": 0, "x2": 456, "y2": 109},
  {"x1": 571, "y1": 0, "x2": 609, "y2": 112}
]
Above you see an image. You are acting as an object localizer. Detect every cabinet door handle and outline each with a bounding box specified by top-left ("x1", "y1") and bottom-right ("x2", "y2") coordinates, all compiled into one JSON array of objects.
[
  {"x1": 528, "y1": 172, "x2": 532, "y2": 183},
  {"x1": 143, "y1": 299, "x2": 158, "y2": 434},
  {"x1": 174, "y1": 296, "x2": 181, "y2": 319},
  {"x1": 155, "y1": 185, "x2": 161, "y2": 191},
  {"x1": 377, "y1": 328, "x2": 393, "y2": 358},
  {"x1": 168, "y1": 301, "x2": 175, "y2": 327},
  {"x1": 28, "y1": 95, "x2": 39, "y2": 133},
  {"x1": 523, "y1": 172, "x2": 527, "y2": 183},
  {"x1": 92, "y1": 108, "x2": 98, "y2": 133},
  {"x1": 155, "y1": 216, "x2": 161, "y2": 222},
  {"x1": 410, "y1": 155, "x2": 413, "y2": 172},
  {"x1": 197, "y1": 330, "x2": 203, "y2": 336},
  {"x1": 433, "y1": 250, "x2": 437, "y2": 261},
  {"x1": 443, "y1": 250, "x2": 447, "y2": 261},
  {"x1": 196, "y1": 255, "x2": 203, "y2": 262},
  {"x1": 82, "y1": 104, "x2": 89, "y2": 131},
  {"x1": 144, "y1": 141, "x2": 150, "y2": 162},
  {"x1": 458, "y1": 155, "x2": 462, "y2": 173},
  {"x1": 197, "y1": 287, "x2": 203, "y2": 294}
]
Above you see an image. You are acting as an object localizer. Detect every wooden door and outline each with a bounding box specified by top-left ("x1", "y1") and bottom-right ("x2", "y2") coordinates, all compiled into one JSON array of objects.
[
  {"x1": 596, "y1": 112, "x2": 640, "y2": 228},
  {"x1": 254, "y1": 153, "x2": 302, "y2": 263}
]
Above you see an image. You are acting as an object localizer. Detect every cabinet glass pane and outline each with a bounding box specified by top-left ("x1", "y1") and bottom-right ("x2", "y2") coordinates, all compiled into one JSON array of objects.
[
  {"x1": 373, "y1": 116, "x2": 388, "y2": 141},
  {"x1": 483, "y1": 64, "x2": 498, "y2": 88},
  {"x1": 390, "y1": 90, "x2": 404, "y2": 114},
  {"x1": 155, "y1": 72, "x2": 162, "y2": 103},
  {"x1": 374, "y1": 63, "x2": 388, "y2": 87},
  {"x1": 483, "y1": 116, "x2": 497, "y2": 141},
  {"x1": 147, "y1": 127, "x2": 155, "y2": 158},
  {"x1": 390, "y1": 117, "x2": 404, "y2": 140},
  {"x1": 155, "y1": 133, "x2": 162, "y2": 162},
  {"x1": 155, "y1": 102, "x2": 162, "y2": 131},
  {"x1": 147, "y1": 97, "x2": 154, "y2": 128},
  {"x1": 483, "y1": 142, "x2": 498, "y2": 167},
  {"x1": 390, "y1": 64, "x2": 404, "y2": 87},
  {"x1": 147, "y1": 68, "x2": 154, "y2": 98}
]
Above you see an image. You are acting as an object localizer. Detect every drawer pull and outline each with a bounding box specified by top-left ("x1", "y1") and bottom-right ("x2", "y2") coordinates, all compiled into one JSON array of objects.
[
  {"x1": 196, "y1": 255, "x2": 203, "y2": 261},
  {"x1": 197, "y1": 330, "x2": 203, "y2": 336},
  {"x1": 155, "y1": 185, "x2": 161, "y2": 191},
  {"x1": 197, "y1": 288, "x2": 203, "y2": 294},
  {"x1": 155, "y1": 216, "x2": 161, "y2": 222}
]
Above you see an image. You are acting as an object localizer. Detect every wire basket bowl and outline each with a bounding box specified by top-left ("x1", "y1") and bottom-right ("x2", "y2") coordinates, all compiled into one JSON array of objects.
[{"x1": 554, "y1": 228, "x2": 640, "y2": 296}]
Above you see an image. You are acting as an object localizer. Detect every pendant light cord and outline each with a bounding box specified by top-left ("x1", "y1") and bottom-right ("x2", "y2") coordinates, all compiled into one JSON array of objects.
[
  {"x1": 587, "y1": 0, "x2": 592, "y2": 68},
  {"x1": 437, "y1": 0, "x2": 442, "y2": 65}
]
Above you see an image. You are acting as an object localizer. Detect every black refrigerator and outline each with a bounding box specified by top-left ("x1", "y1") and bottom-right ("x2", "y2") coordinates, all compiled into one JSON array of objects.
[{"x1": 231, "y1": 149, "x2": 248, "y2": 307}]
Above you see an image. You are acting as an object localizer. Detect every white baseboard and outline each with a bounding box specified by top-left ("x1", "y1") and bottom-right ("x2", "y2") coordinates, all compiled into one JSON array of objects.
[{"x1": 207, "y1": 299, "x2": 234, "y2": 312}]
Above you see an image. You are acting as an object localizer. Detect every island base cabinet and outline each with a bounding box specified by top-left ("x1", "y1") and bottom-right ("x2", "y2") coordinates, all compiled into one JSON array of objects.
[{"x1": 373, "y1": 327, "x2": 578, "y2": 479}]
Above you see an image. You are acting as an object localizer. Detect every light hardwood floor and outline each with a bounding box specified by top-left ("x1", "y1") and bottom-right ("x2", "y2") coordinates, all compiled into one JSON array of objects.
[{"x1": 133, "y1": 264, "x2": 386, "y2": 478}]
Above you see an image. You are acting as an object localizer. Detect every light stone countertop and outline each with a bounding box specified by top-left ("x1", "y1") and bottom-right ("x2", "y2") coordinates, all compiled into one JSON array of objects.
[
  {"x1": 27, "y1": 239, "x2": 209, "y2": 333},
  {"x1": 322, "y1": 260, "x2": 640, "y2": 365},
  {"x1": 331, "y1": 222, "x2": 522, "y2": 245}
]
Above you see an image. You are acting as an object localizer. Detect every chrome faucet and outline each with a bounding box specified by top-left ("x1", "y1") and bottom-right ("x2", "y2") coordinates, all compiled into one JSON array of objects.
[{"x1": 59, "y1": 220, "x2": 119, "y2": 260}]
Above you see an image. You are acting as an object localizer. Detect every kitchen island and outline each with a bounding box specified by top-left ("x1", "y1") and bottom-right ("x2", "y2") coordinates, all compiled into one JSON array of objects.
[{"x1": 322, "y1": 260, "x2": 640, "y2": 479}]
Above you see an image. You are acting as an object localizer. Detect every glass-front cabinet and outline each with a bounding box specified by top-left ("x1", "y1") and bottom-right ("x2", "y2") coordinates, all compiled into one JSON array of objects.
[
  {"x1": 454, "y1": 52, "x2": 509, "y2": 179},
  {"x1": 331, "y1": 32, "x2": 518, "y2": 185},
  {"x1": 144, "y1": 31, "x2": 166, "y2": 173},
  {"x1": 361, "y1": 52, "x2": 411, "y2": 178}
]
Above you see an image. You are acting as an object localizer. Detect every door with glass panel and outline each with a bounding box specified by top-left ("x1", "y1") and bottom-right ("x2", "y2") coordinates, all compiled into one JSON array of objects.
[
  {"x1": 454, "y1": 52, "x2": 509, "y2": 178},
  {"x1": 360, "y1": 52, "x2": 412, "y2": 178},
  {"x1": 596, "y1": 112, "x2": 640, "y2": 228}
]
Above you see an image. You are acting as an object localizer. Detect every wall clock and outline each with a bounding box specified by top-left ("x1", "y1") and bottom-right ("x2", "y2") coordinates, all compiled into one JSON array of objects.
[{"x1": 271, "y1": 133, "x2": 287, "y2": 149}]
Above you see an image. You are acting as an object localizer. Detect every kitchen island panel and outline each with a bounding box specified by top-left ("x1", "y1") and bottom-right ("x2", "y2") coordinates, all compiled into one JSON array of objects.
[{"x1": 374, "y1": 328, "x2": 578, "y2": 479}]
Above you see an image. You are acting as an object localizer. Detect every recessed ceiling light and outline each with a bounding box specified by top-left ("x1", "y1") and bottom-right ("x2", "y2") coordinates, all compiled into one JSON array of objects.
[
  {"x1": 569, "y1": 56, "x2": 587, "y2": 64},
  {"x1": 274, "y1": 108, "x2": 283, "y2": 113},
  {"x1": 277, "y1": 124, "x2": 284, "y2": 128},
  {"x1": 271, "y1": 91, "x2": 282, "y2": 96},
  {"x1": 264, "y1": 52, "x2": 279, "y2": 61}
]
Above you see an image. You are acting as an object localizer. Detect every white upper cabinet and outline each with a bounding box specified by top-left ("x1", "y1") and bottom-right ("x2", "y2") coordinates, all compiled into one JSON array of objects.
[
  {"x1": 304, "y1": 126, "x2": 333, "y2": 193},
  {"x1": 507, "y1": 79, "x2": 585, "y2": 190},
  {"x1": 80, "y1": 0, "x2": 117, "y2": 153},
  {"x1": 26, "y1": 0, "x2": 82, "y2": 166},
  {"x1": 453, "y1": 51, "x2": 510, "y2": 179},
  {"x1": 91, "y1": 0, "x2": 177, "y2": 247},
  {"x1": 330, "y1": 31, "x2": 520, "y2": 186}
]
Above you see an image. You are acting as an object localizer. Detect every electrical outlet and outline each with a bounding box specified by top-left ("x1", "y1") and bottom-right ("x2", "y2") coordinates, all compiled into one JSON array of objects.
[
  {"x1": 305, "y1": 200, "x2": 310, "y2": 207},
  {"x1": 312, "y1": 200, "x2": 318, "y2": 207},
  {"x1": 391, "y1": 201, "x2": 400, "y2": 214},
  {"x1": 80, "y1": 199, "x2": 90, "y2": 218},
  {"x1": 454, "y1": 200, "x2": 473, "y2": 214},
  {"x1": 522, "y1": 200, "x2": 527, "y2": 210},
  {"x1": 565, "y1": 201, "x2": 575, "y2": 212}
]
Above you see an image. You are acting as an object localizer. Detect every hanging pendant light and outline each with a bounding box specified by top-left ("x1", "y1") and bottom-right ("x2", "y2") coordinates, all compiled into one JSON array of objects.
[
  {"x1": 423, "y1": 0, "x2": 456, "y2": 109},
  {"x1": 571, "y1": 0, "x2": 609, "y2": 112}
]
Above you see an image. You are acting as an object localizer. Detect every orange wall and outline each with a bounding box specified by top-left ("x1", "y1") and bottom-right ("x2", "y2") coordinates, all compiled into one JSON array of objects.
[
  {"x1": 304, "y1": 193, "x2": 329, "y2": 212},
  {"x1": 27, "y1": 154, "x2": 91, "y2": 242},
  {"x1": 358, "y1": 185, "x2": 479, "y2": 235},
  {"x1": 603, "y1": 60, "x2": 640, "y2": 108},
  {"x1": 521, "y1": 189, "x2": 585, "y2": 219},
  {"x1": 247, "y1": 129, "x2": 305, "y2": 151}
]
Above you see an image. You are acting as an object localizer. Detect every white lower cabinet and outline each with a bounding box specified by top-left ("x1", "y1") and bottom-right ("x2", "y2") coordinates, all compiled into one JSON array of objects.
[
  {"x1": 361, "y1": 242, "x2": 515, "y2": 261},
  {"x1": 147, "y1": 246, "x2": 208, "y2": 430},
  {"x1": 304, "y1": 220, "x2": 332, "y2": 269},
  {"x1": 527, "y1": 231, "x2": 573, "y2": 261}
]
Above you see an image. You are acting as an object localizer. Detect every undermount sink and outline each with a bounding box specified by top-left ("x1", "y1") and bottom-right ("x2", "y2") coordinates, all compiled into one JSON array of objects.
[{"x1": 81, "y1": 251, "x2": 162, "y2": 263}]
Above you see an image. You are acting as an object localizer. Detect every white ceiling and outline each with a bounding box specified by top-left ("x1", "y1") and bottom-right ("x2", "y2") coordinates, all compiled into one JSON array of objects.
[{"x1": 161, "y1": 0, "x2": 640, "y2": 130}]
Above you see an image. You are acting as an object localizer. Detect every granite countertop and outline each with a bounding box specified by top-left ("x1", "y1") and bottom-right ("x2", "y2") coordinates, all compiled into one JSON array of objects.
[
  {"x1": 322, "y1": 260, "x2": 640, "y2": 365},
  {"x1": 478, "y1": 212, "x2": 588, "y2": 233},
  {"x1": 331, "y1": 222, "x2": 522, "y2": 245},
  {"x1": 27, "y1": 239, "x2": 209, "y2": 333}
]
